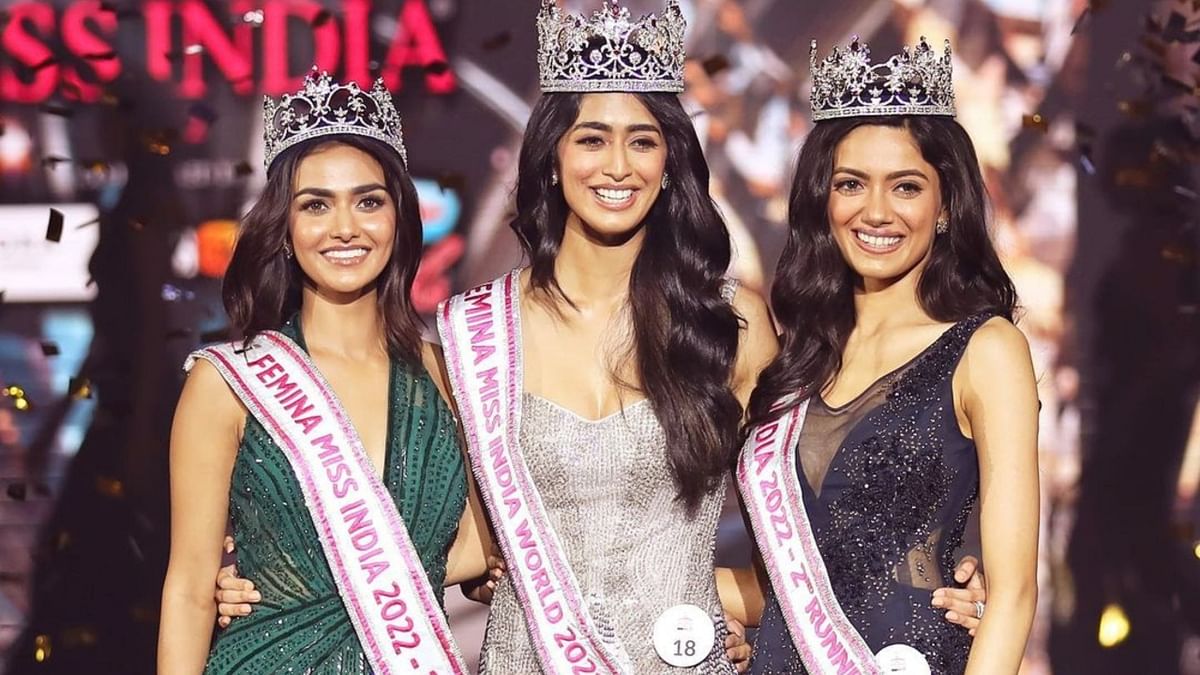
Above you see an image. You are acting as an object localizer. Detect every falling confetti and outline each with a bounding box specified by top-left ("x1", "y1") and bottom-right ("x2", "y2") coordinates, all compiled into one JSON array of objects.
[
  {"x1": 242, "y1": 9, "x2": 264, "y2": 25},
  {"x1": 6, "y1": 482, "x2": 26, "y2": 501},
  {"x1": 436, "y1": 172, "x2": 467, "y2": 192},
  {"x1": 426, "y1": 60, "x2": 451, "y2": 75},
  {"x1": 235, "y1": 160, "x2": 254, "y2": 176},
  {"x1": 39, "y1": 342, "x2": 60, "y2": 357},
  {"x1": 69, "y1": 376, "x2": 92, "y2": 399},
  {"x1": 313, "y1": 9, "x2": 333, "y2": 26},
  {"x1": 95, "y1": 475, "x2": 125, "y2": 498},
  {"x1": 702, "y1": 54, "x2": 731, "y2": 77},
  {"x1": 184, "y1": 102, "x2": 218, "y2": 144},
  {"x1": 482, "y1": 31, "x2": 513, "y2": 51},
  {"x1": 39, "y1": 101, "x2": 73, "y2": 117},
  {"x1": 184, "y1": 43, "x2": 204, "y2": 56},
  {"x1": 1022, "y1": 113, "x2": 1049, "y2": 132},
  {"x1": 46, "y1": 208, "x2": 64, "y2": 242}
]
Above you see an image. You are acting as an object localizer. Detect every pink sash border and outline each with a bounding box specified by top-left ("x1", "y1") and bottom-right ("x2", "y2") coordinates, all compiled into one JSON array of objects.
[
  {"x1": 438, "y1": 269, "x2": 632, "y2": 674},
  {"x1": 189, "y1": 333, "x2": 467, "y2": 674},
  {"x1": 737, "y1": 400, "x2": 880, "y2": 675}
]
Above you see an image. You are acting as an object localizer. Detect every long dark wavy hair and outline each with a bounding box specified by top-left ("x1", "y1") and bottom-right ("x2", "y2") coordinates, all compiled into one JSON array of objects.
[
  {"x1": 747, "y1": 115, "x2": 1018, "y2": 428},
  {"x1": 512, "y1": 92, "x2": 742, "y2": 511},
  {"x1": 223, "y1": 135, "x2": 425, "y2": 363}
]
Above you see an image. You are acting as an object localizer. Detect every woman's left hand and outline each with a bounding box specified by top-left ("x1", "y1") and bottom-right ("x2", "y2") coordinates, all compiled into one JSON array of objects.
[{"x1": 724, "y1": 613, "x2": 752, "y2": 672}]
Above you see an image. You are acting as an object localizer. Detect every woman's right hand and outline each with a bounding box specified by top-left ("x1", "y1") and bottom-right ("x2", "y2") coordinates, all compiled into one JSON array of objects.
[
  {"x1": 461, "y1": 552, "x2": 506, "y2": 605},
  {"x1": 215, "y1": 537, "x2": 261, "y2": 627}
]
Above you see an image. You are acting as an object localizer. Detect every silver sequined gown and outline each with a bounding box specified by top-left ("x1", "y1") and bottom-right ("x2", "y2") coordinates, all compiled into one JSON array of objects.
[{"x1": 478, "y1": 394, "x2": 735, "y2": 674}]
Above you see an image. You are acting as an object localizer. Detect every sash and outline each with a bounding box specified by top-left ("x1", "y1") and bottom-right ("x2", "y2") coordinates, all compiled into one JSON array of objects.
[
  {"x1": 737, "y1": 399, "x2": 881, "y2": 675},
  {"x1": 437, "y1": 269, "x2": 634, "y2": 675},
  {"x1": 187, "y1": 332, "x2": 467, "y2": 674}
]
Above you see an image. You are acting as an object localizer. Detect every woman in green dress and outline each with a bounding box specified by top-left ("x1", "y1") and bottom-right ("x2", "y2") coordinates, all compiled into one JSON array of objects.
[{"x1": 158, "y1": 73, "x2": 489, "y2": 673}]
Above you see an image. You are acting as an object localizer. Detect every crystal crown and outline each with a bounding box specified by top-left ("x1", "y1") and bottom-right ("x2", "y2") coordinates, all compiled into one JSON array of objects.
[
  {"x1": 537, "y1": 0, "x2": 686, "y2": 93},
  {"x1": 809, "y1": 36, "x2": 956, "y2": 122},
  {"x1": 263, "y1": 69, "x2": 407, "y2": 171}
]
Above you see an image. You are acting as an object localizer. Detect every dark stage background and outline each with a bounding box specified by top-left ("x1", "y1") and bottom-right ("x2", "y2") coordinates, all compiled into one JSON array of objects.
[{"x1": 0, "y1": 0, "x2": 1197, "y2": 672}]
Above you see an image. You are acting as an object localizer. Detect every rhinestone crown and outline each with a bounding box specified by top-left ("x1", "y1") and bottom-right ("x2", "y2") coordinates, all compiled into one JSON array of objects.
[
  {"x1": 263, "y1": 69, "x2": 407, "y2": 171},
  {"x1": 809, "y1": 36, "x2": 956, "y2": 122},
  {"x1": 537, "y1": 0, "x2": 686, "y2": 94}
]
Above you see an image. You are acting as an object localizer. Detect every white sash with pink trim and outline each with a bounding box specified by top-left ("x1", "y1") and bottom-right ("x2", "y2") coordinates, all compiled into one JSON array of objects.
[
  {"x1": 437, "y1": 269, "x2": 634, "y2": 675},
  {"x1": 187, "y1": 332, "x2": 467, "y2": 675},
  {"x1": 737, "y1": 399, "x2": 883, "y2": 675}
]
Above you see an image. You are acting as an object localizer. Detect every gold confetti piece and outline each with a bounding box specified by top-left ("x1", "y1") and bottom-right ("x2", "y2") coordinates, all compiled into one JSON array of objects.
[
  {"x1": 1162, "y1": 242, "x2": 1195, "y2": 264},
  {"x1": 69, "y1": 376, "x2": 92, "y2": 399},
  {"x1": 33, "y1": 634, "x2": 50, "y2": 663},
  {"x1": 4, "y1": 385, "x2": 25, "y2": 398},
  {"x1": 1022, "y1": 113, "x2": 1048, "y2": 132},
  {"x1": 1117, "y1": 99, "x2": 1152, "y2": 117},
  {"x1": 95, "y1": 475, "x2": 125, "y2": 498},
  {"x1": 13, "y1": 398, "x2": 30, "y2": 411}
]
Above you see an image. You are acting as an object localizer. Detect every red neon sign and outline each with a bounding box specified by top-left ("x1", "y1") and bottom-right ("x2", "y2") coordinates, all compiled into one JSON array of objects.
[{"x1": 0, "y1": 0, "x2": 456, "y2": 103}]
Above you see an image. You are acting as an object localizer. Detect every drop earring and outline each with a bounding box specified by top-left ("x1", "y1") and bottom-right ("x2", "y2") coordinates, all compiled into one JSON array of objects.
[
  {"x1": 283, "y1": 242, "x2": 293, "y2": 259},
  {"x1": 661, "y1": 172, "x2": 670, "y2": 190},
  {"x1": 936, "y1": 216, "x2": 949, "y2": 235},
  {"x1": 551, "y1": 170, "x2": 559, "y2": 186}
]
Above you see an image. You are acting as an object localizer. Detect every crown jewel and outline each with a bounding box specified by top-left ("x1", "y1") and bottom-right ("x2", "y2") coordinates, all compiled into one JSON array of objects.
[
  {"x1": 809, "y1": 36, "x2": 956, "y2": 122},
  {"x1": 537, "y1": 0, "x2": 686, "y2": 93},
  {"x1": 263, "y1": 69, "x2": 407, "y2": 171}
]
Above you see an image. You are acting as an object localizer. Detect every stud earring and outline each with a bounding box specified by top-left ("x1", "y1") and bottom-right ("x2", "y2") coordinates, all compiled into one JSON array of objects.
[
  {"x1": 282, "y1": 242, "x2": 293, "y2": 259},
  {"x1": 551, "y1": 170, "x2": 559, "y2": 186},
  {"x1": 936, "y1": 217, "x2": 949, "y2": 235},
  {"x1": 661, "y1": 172, "x2": 670, "y2": 190}
]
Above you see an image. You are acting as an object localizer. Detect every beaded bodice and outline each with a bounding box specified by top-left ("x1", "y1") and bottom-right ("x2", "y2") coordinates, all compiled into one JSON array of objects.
[
  {"x1": 479, "y1": 394, "x2": 734, "y2": 673},
  {"x1": 204, "y1": 319, "x2": 467, "y2": 674},
  {"x1": 753, "y1": 315, "x2": 992, "y2": 675}
]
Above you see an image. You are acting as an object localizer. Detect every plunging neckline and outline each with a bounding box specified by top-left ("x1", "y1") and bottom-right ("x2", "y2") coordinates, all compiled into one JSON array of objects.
[
  {"x1": 286, "y1": 316, "x2": 398, "y2": 482},
  {"x1": 819, "y1": 322, "x2": 958, "y2": 412},
  {"x1": 802, "y1": 318, "x2": 969, "y2": 497},
  {"x1": 512, "y1": 269, "x2": 647, "y2": 424}
]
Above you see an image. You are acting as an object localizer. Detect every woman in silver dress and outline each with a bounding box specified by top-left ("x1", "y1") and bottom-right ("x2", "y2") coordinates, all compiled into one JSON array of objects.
[{"x1": 438, "y1": 2, "x2": 773, "y2": 672}]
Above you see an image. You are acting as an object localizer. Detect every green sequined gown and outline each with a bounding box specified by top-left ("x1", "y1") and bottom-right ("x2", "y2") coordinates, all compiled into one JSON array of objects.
[{"x1": 204, "y1": 321, "x2": 467, "y2": 673}]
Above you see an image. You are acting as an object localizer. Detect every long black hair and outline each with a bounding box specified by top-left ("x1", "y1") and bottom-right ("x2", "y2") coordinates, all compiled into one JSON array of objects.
[
  {"x1": 223, "y1": 135, "x2": 425, "y2": 363},
  {"x1": 747, "y1": 115, "x2": 1017, "y2": 428},
  {"x1": 512, "y1": 92, "x2": 742, "y2": 511}
]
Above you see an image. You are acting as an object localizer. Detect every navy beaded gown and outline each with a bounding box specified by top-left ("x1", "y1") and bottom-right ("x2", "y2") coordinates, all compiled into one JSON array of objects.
[{"x1": 752, "y1": 315, "x2": 992, "y2": 675}]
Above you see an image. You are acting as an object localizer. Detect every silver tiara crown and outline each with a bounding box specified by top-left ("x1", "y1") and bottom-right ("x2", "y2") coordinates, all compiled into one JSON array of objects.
[
  {"x1": 263, "y1": 69, "x2": 407, "y2": 171},
  {"x1": 809, "y1": 36, "x2": 956, "y2": 122},
  {"x1": 537, "y1": 0, "x2": 686, "y2": 93}
]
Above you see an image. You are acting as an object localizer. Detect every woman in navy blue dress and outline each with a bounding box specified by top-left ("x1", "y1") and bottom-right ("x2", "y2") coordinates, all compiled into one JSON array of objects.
[{"x1": 746, "y1": 38, "x2": 1039, "y2": 674}]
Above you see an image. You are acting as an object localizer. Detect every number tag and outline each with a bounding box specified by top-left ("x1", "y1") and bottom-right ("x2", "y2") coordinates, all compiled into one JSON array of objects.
[
  {"x1": 876, "y1": 644, "x2": 931, "y2": 674},
  {"x1": 652, "y1": 604, "x2": 715, "y2": 668}
]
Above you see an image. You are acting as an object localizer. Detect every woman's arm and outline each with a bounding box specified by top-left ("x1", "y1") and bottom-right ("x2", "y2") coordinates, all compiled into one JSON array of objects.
[
  {"x1": 730, "y1": 286, "x2": 780, "y2": 410},
  {"x1": 716, "y1": 565, "x2": 765, "y2": 627},
  {"x1": 444, "y1": 471, "x2": 494, "y2": 586},
  {"x1": 423, "y1": 340, "x2": 498, "y2": 589},
  {"x1": 957, "y1": 318, "x2": 1040, "y2": 675},
  {"x1": 158, "y1": 360, "x2": 244, "y2": 674}
]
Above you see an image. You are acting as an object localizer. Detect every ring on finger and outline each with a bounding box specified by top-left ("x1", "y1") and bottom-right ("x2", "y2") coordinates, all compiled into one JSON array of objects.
[{"x1": 973, "y1": 600, "x2": 985, "y2": 620}]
